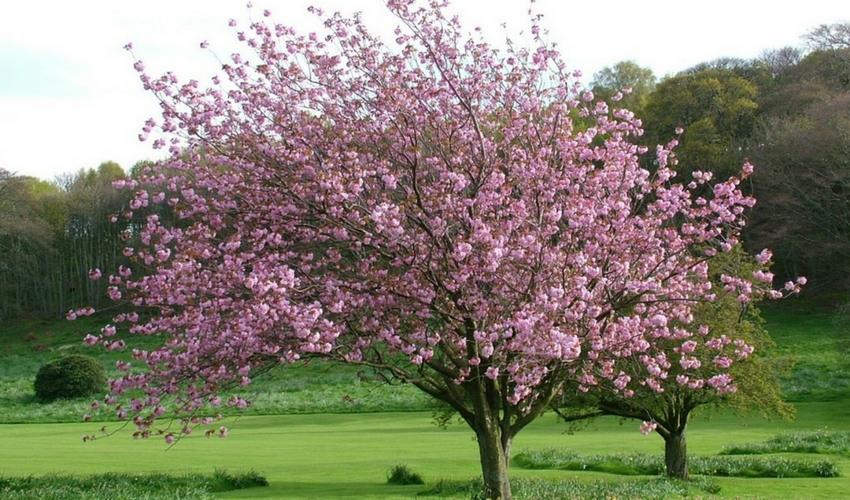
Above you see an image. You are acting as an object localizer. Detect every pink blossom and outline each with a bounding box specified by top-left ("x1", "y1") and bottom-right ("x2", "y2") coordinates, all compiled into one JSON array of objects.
[
  {"x1": 680, "y1": 340, "x2": 697, "y2": 353},
  {"x1": 640, "y1": 421, "x2": 657, "y2": 435}
]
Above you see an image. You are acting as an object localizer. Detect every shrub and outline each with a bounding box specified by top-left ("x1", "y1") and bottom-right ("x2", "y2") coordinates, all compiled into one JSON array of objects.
[
  {"x1": 33, "y1": 354, "x2": 107, "y2": 402},
  {"x1": 210, "y1": 469, "x2": 269, "y2": 491},
  {"x1": 387, "y1": 464, "x2": 424, "y2": 485}
]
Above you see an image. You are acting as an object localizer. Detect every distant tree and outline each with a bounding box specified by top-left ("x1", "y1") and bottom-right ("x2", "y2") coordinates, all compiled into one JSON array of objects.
[
  {"x1": 79, "y1": 3, "x2": 795, "y2": 499},
  {"x1": 60, "y1": 163, "x2": 131, "y2": 312},
  {"x1": 803, "y1": 22, "x2": 850, "y2": 51},
  {"x1": 0, "y1": 171, "x2": 60, "y2": 319},
  {"x1": 759, "y1": 46, "x2": 804, "y2": 77},
  {"x1": 590, "y1": 60, "x2": 656, "y2": 113},
  {"x1": 794, "y1": 48, "x2": 850, "y2": 90},
  {"x1": 641, "y1": 69, "x2": 759, "y2": 181},
  {"x1": 555, "y1": 247, "x2": 794, "y2": 479}
]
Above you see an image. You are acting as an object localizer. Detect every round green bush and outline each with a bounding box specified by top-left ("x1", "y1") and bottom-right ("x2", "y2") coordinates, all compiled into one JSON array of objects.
[{"x1": 34, "y1": 354, "x2": 108, "y2": 401}]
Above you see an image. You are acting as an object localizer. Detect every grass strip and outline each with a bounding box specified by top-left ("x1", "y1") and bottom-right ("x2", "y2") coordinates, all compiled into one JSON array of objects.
[
  {"x1": 512, "y1": 449, "x2": 840, "y2": 478},
  {"x1": 419, "y1": 476, "x2": 720, "y2": 499},
  {"x1": 721, "y1": 429, "x2": 850, "y2": 457},
  {"x1": 0, "y1": 470, "x2": 267, "y2": 500}
]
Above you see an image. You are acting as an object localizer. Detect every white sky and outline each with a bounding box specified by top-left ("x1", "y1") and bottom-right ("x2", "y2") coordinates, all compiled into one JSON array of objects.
[{"x1": 2, "y1": 0, "x2": 849, "y2": 182}]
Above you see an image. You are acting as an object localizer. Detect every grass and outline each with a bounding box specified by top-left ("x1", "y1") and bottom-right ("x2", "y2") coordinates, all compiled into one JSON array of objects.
[
  {"x1": 759, "y1": 296, "x2": 850, "y2": 402},
  {"x1": 419, "y1": 476, "x2": 721, "y2": 499},
  {"x1": 0, "y1": 314, "x2": 435, "y2": 424},
  {"x1": 2, "y1": 297, "x2": 850, "y2": 498},
  {"x1": 1, "y1": 407, "x2": 850, "y2": 499}
]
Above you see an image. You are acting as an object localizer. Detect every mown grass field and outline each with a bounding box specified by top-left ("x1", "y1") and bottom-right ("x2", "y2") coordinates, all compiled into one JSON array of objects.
[
  {"x1": 1, "y1": 295, "x2": 849, "y2": 498},
  {"x1": 2, "y1": 405, "x2": 850, "y2": 499}
]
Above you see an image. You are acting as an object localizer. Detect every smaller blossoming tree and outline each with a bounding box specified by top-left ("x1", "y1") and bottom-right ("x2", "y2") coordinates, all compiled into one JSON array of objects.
[{"x1": 555, "y1": 246, "x2": 798, "y2": 479}]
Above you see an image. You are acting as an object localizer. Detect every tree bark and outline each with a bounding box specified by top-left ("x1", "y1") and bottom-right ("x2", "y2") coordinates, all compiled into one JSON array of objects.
[
  {"x1": 474, "y1": 420, "x2": 512, "y2": 500},
  {"x1": 663, "y1": 427, "x2": 688, "y2": 480}
]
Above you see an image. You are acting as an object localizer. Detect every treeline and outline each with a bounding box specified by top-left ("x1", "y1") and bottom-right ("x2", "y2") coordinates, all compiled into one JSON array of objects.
[
  {"x1": 592, "y1": 22, "x2": 850, "y2": 293},
  {"x1": 2, "y1": 23, "x2": 849, "y2": 319},
  {"x1": 0, "y1": 163, "x2": 133, "y2": 320}
]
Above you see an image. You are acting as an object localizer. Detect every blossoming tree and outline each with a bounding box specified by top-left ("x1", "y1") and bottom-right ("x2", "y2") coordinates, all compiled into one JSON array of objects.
[
  {"x1": 554, "y1": 246, "x2": 797, "y2": 479},
  {"x1": 77, "y1": 1, "x2": 801, "y2": 498}
]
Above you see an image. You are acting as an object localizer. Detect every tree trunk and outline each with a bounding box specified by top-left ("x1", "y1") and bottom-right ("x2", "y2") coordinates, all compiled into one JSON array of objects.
[
  {"x1": 474, "y1": 420, "x2": 512, "y2": 500},
  {"x1": 663, "y1": 428, "x2": 688, "y2": 480}
]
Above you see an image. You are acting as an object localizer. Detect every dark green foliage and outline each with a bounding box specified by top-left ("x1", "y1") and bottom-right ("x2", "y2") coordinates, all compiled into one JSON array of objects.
[
  {"x1": 33, "y1": 354, "x2": 107, "y2": 401},
  {"x1": 513, "y1": 448, "x2": 839, "y2": 478},
  {"x1": 387, "y1": 464, "x2": 425, "y2": 485},
  {"x1": 0, "y1": 470, "x2": 268, "y2": 500},
  {"x1": 0, "y1": 164, "x2": 134, "y2": 321}
]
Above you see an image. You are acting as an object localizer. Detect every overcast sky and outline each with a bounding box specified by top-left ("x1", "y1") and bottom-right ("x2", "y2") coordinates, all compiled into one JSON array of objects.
[{"x1": 2, "y1": 0, "x2": 849, "y2": 182}]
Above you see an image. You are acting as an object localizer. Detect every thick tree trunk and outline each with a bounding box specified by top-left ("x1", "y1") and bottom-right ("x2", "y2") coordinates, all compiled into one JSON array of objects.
[
  {"x1": 663, "y1": 428, "x2": 688, "y2": 480},
  {"x1": 474, "y1": 420, "x2": 512, "y2": 500}
]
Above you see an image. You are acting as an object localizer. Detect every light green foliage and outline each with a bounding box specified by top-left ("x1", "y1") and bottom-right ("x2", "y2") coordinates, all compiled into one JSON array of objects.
[
  {"x1": 641, "y1": 68, "x2": 758, "y2": 180},
  {"x1": 701, "y1": 251, "x2": 794, "y2": 420},
  {"x1": 590, "y1": 60, "x2": 656, "y2": 113}
]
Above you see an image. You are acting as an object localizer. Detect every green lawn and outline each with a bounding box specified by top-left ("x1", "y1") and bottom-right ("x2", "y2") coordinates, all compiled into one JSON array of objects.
[
  {"x1": 2, "y1": 403, "x2": 850, "y2": 499},
  {"x1": 2, "y1": 297, "x2": 850, "y2": 498}
]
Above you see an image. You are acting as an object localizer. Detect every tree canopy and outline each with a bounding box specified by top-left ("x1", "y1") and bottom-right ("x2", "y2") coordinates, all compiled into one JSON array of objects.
[{"x1": 555, "y1": 246, "x2": 793, "y2": 479}]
